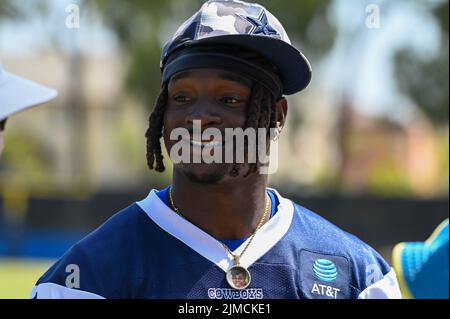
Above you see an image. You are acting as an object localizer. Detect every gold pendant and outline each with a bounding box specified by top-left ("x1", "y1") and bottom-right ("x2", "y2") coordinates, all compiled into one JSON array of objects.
[{"x1": 226, "y1": 265, "x2": 251, "y2": 290}]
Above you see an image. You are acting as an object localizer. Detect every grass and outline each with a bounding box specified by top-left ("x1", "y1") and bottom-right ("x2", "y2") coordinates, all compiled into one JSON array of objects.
[{"x1": 0, "y1": 258, "x2": 54, "y2": 299}]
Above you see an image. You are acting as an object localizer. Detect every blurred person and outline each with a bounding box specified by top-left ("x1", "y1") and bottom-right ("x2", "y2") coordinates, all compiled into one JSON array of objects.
[
  {"x1": 0, "y1": 63, "x2": 57, "y2": 158},
  {"x1": 392, "y1": 219, "x2": 449, "y2": 299},
  {"x1": 32, "y1": 0, "x2": 401, "y2": 299}
]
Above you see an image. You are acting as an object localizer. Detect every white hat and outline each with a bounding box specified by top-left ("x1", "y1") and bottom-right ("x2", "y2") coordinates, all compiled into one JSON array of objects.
[{"x1": 0, "y1": 64, "x2": 57, "y2": 121}]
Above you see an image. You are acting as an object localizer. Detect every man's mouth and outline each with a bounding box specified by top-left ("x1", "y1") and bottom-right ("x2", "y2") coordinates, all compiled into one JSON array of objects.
[
  {"x1": 190, "y1": 139, "x2": 222, "y2": 147},
  {"x1": 182, "y1": 137, "x2": 223, "y2": 148}
]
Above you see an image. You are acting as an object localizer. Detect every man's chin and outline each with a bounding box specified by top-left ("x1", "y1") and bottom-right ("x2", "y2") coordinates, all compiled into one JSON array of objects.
[{"x1": 177, "y1": 162, "x2": 231, "y2": 185}]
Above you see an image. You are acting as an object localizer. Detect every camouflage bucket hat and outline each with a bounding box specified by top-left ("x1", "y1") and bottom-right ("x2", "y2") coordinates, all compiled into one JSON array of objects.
[{"x1": 160, "y1": 0, "x2": 312, "y2": 95}]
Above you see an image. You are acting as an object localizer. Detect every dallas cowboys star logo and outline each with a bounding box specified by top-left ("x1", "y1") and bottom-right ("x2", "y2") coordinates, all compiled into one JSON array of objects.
[{"x1": 239, "y1": 10, "x2": 280, "y2": 38}]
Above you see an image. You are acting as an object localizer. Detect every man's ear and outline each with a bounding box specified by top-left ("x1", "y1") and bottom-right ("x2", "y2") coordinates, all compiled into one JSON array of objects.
[{"x1": 275, "y1": 97, "x2": 288, "y2": 128}]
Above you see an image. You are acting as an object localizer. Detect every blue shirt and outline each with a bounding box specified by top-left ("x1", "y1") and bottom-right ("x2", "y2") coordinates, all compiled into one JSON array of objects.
[{"x1": 31, "y1": 188, "x2": 400, "y2": 299}]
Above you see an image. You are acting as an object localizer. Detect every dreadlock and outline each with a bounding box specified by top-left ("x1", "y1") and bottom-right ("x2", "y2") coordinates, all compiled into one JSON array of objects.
[
  {"x1": 0, "y1": 118, "x2": 7, "y2": 131},
  {"x1": 145, "y1": 86, "x2": 168, "y2": 172},
  {"x1": 145, "y1": 81, "x2": 278, "y2": 177}
]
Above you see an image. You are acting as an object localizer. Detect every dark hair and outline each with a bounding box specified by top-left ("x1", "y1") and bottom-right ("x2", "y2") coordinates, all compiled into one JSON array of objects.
[
  {"x1": 231, "y1": 268, "x2": 246, "y2": 278},
  {"x1": 0, "y1": 118, "x2": 7, "y2": 131}
]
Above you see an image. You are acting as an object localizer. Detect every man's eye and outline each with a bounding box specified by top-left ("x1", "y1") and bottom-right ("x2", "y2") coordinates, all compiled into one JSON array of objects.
[
  {"x1": 173, "y1": 95, "x2": 191, "y2": 103},
  {"x1": 221, "y1": 97, "x2": 241, "y2": 105}
]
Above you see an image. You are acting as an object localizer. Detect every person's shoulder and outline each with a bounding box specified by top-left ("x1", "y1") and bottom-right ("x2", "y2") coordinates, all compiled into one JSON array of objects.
[
  {"x1": 76, "y1": 203, "x2": 149, "y2": 251},
  {"x1": 57, "y1": 202, "x2": 154, "y2": 271},
  {"x1": 291, "y1": 202, "x2": 384, "y2": 260},
  {"x1": 288, "y1": 200, "x2": 400, "y2": 298},
  {"x1": 31, "y1": 203, "x2": 150, "y2": 299}
]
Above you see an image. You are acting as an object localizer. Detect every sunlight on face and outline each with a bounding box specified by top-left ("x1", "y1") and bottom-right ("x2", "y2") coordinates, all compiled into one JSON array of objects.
[{"x1": 164, "y1": 68, "x2": 252, "y2": 184}]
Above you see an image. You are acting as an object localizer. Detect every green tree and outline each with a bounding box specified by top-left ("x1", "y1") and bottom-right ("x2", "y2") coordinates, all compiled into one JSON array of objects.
[
  {"x1": 0, "y1": 1, "x2": 20, "y2": 18},
  {"x1": 0, "y1": 1, "x2": 48, "y2": 21},
  {"x1": 394, "y1": 1, "x2": 449, "y2": 125}
]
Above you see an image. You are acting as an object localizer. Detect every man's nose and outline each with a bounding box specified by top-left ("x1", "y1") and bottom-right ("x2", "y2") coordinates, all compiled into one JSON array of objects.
[{"x1": 185, "y1": 99, "x2": 222, "y2": 128}]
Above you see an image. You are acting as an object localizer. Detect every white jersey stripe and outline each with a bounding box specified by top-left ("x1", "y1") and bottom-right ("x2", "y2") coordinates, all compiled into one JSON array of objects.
[
  {"x1": 358, "y1": 268, "x2": 402, "y2": 299},
  {"x1": 31, "y1": 282, "x2": 105, "y2": 299}
]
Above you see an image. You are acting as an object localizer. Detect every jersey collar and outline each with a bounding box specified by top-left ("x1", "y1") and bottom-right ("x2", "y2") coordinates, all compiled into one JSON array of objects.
[{"x1": 136, "y1": 187, "x2": 294, "y2": 272}]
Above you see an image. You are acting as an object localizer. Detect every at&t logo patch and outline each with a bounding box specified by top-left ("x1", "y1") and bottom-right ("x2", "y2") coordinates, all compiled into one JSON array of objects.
[{"x1": 300, "y1": 251, "x2": 350, "y2": 299}]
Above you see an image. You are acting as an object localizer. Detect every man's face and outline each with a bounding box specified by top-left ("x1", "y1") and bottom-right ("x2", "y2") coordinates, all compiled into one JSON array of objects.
[{"x1": 164, "y1": 68, "x2": 252, "y2": 184}]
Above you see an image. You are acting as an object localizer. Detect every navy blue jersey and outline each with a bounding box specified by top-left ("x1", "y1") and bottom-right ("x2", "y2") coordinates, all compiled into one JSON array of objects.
[{"x1": 31, "y1": 188, "x2": 400, "y2": 299}]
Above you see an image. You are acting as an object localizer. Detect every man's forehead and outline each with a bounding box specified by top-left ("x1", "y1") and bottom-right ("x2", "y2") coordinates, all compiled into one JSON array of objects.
[{"x1": 170, "y1": 69, "x2": 252, "y2": 88}]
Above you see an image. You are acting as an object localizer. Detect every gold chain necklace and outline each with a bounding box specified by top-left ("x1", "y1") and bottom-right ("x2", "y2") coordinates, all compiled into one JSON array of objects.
[{"x1": 168, "y1": 186, "x2": 270, "y2": 290}]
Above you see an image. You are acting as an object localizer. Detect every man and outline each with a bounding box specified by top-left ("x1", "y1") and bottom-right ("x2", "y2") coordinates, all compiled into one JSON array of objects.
[
  {"x1": 0, "y1": 63, "x2": 57, "y2": 158},
  {"x1": 32, "y1": 0, "x2": 401, "y2": 299}
]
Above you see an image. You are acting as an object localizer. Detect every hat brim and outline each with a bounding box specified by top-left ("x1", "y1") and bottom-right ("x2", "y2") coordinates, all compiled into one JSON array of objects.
[
  {"x1": 0, "y1": 72, "x2": 57, "y2": 121},
  {"x1": 192, "y1": 34, "x2": 312, "y2": 95}
]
